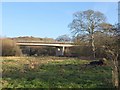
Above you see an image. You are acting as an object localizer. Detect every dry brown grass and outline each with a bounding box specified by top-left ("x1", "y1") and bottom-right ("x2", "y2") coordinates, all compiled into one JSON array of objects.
[{"x1": 1, "y1": 56, "x2": 76, "y2": 65}]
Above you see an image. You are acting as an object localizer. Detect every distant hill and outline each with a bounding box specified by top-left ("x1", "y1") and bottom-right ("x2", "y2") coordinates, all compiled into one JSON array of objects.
[{"x1": 10, "y1": 36, "x2": 56, "y2": 42}]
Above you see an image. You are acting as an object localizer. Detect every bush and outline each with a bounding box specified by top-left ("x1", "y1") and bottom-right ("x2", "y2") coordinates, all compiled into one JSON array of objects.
[
  {"x1": 69, "y1": 46, "x2": 92, "y2": 57},
  {"x1": 21, "y1": 46, "x2": 56, "y2": 56},
  {"x1": 2, "y1": 38, "x2": 22, "y2": 56}
]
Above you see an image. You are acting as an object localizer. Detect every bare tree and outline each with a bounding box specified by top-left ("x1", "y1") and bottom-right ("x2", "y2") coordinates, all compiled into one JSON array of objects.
[
  {"x1": 69, "y1": 10, "x2": 106, "y2": 58},
  {"x1": 99, "y1": 23, "x2": 120, "y2": 88},
  {"x1": 56, "y1": 35, "x2": 71, "y2": 42}
]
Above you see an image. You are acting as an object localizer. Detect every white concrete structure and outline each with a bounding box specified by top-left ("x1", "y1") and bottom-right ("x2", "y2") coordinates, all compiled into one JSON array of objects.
[
  {"x1": 16, "y1": 42, "x2": 77, "y2": 56},
  {"x1": 16, "y1": 42, "x2": 75, "y2": 47}
]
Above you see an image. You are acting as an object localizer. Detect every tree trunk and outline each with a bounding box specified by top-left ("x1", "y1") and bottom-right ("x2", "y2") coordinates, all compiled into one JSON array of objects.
[
  {"x1": 112, "y1": 56, "x2": 119, "y2": 88},
  {"x1": 91, "y1": 34, "x2": 96, "y2": 59},
  {"x1": 112, "y1": 66, "x2": 119, "y2": 88},
  {"x1": 118, "y1": 54, "x2": 120, "y2": 90}
]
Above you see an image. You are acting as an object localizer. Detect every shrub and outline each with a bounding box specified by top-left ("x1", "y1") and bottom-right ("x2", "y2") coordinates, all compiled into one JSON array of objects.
[
  {"x1": 69, "y1": 46, "x2": 92, "y2": 57},
  {"x1": 21, "y1": 46, "x2": 56, "y2": 56},
  {"x1": 2, "y1": 38, "x2": 22, "y2": 56}
]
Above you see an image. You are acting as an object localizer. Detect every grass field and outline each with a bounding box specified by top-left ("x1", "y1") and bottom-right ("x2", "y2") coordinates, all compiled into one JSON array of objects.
[{"x1": 1, "y1": 56, "x2": 113, "y2": 88}]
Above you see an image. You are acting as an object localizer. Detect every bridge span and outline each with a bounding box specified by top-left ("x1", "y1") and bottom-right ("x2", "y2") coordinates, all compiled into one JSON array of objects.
[{"x1": 16, "y1": 42, "x2": 77, "y2": 56}]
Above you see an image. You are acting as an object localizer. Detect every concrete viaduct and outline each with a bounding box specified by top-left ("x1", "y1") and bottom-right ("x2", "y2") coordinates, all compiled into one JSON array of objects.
[{"x1": 16, "y1": 41, "x2": 77, "y2": 56}]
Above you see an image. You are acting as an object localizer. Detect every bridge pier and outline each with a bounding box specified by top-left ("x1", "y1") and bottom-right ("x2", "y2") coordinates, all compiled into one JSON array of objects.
[{"x1": 56, "y1": 46, "x2": 65, "y2": 56}]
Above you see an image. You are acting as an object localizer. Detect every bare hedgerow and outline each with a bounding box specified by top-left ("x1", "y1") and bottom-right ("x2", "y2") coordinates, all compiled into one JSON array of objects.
[{"x1": 1, "y1": 38, "x2": 22, "y2": 56}]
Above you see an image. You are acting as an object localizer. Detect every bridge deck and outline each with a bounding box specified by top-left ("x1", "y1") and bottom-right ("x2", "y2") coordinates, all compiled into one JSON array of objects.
[{"x1": 16, "y1": 42, "x2": 76, "y2": 47}]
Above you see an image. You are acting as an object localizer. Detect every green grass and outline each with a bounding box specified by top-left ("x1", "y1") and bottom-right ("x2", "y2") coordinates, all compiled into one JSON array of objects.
[{"x1": 1, "y1": 56, "x2": 113, "y2": 88}]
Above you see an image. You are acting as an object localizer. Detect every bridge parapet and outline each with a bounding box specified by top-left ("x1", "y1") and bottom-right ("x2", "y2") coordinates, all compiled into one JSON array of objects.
[{"x1": 16, "y1": 41, "x2": 74, "y2": 44}]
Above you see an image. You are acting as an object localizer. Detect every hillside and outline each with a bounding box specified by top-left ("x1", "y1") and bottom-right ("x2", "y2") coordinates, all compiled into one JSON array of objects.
[{"x1": 10, "y1": 36, "x2": 56, "y2": 42}]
